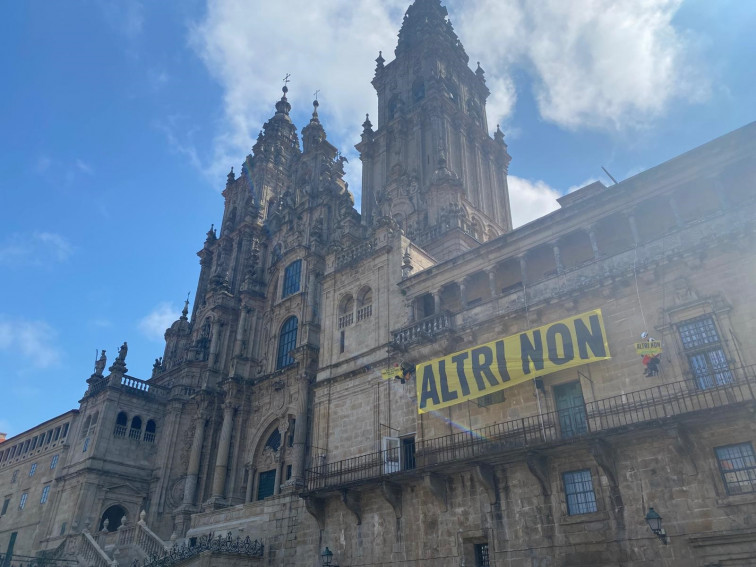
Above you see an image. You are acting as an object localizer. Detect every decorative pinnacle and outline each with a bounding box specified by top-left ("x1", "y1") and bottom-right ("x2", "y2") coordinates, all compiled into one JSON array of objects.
[
  {"x1": 227, "y1": 166, "x2": 235, "y2": 185},
  {"x1": 375, "y1": 51, "x2": 385, "y2": 70},
  {"x1": 362, "y1": 113, "x2": 373, "y2": 133},
  {"x1": 181, "y1": 293, "x2": 190, "y2": 320}
]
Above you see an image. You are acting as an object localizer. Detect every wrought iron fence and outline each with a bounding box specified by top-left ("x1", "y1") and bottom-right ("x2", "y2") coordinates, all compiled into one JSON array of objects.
[
  {"x1": 305, "y1": 367, "x2": 756, "y2": 492},
  {"x1": 131, "y1": 532, "x2": 263, "y2": 567},
  {"x1": 0, "y1": 553, "x2": 77, "y2": 567}
]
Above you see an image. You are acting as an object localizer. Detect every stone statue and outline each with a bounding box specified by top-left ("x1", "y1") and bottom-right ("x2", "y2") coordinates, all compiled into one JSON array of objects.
[
  {"x1": 94, "y1": 350, "x2": 107, "y2": 376},
  {"x1": 117, "y1": 342, "x2": 128, "y2": 363}
]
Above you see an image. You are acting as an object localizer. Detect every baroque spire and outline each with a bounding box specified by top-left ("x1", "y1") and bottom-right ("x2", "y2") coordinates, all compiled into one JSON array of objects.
[{"x1": 395, "y1": 0, "x2": 468, "y2": 63}]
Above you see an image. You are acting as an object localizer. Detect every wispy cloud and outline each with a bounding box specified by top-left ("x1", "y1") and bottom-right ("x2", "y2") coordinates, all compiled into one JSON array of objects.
[
  {"x1": 458, "y1": 0, "x2": 709, "y2": 131},
  {"x1": 508, "y1": 176, "x2": 561, "y2": 228},
  {"x1": 186, "y1": 0, "x2": 408, "y2": 187},
  {"x1": 76, "y1": 159, "x2": 95, "y2": 176},
  {"x1": 181, "y1": 0, "x2": 709, "y2": 200},
  {"x1": 138, "y1": 302, "x2": 178, "y2": 342},
  {"x1": 0, "y1": 316, "x2": 62, "y2": 369},
  {"x1": 0, "y1": 232, "x2": 74, "y2": 267}
]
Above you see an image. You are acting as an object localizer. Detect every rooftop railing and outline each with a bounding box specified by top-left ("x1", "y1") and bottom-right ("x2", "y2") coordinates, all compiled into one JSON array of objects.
[{"x1": 304, "y1": 366, "x2": 756, "y2": 492}]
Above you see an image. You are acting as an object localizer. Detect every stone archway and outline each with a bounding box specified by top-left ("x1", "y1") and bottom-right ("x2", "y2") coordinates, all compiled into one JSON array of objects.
[{"x1": 99, "y1": 504, "x2": 127, "y2": 532}]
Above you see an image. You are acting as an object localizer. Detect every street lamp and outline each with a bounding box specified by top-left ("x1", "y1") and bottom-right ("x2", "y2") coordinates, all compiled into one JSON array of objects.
[
  {"x1": 645, "y1": 507, "x2": 668, "y2": 544},
  {"x1": 321, "y1": 547, "x2": 334, "y2": 566}
]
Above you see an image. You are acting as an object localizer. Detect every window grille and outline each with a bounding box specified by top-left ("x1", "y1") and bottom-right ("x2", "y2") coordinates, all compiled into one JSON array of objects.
[
  {"x1": 678, "y1": 316, "x2": 733, "y2": 389},
  {"x1": 563, "y1": 469, "x2": 598, "y2": 515},
  {"x1": 19, "y1": 493, "x2": 28, "y2": 510},
  {"x1": 282, "y1": 260, "x2": 302, "y2": 298},
  {"x1": 40, "y1": 486, "x2": 50, "y2": 504},
  {"x1": 716, "y1": 443, "x2": 756, "y2": 495},
  {"x1": 474, "y1": 543, "x2": 490, "y2": 567},
  {"x1": 29, "y1": 463, "x2": 37, "y2": 477},
  {"x1": 50, "y1": 455, "x2": 59, "y2": 469}
]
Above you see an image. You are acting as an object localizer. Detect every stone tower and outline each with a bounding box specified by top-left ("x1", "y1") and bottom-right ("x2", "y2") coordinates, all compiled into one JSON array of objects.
[{"x1": 356, "y1": 0, "x2": 512, "y2": 261}]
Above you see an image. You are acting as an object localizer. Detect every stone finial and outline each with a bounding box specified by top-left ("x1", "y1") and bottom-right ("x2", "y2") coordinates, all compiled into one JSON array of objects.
[
  {"x1": 375, "y1": 51, "x2": 385, "y2": 71},
  {"x1": 475, "y1": 61, "x2": 486, "y2": 82},
  {"x1": 181, "y1": 294, "x2": 190, "y2": 320},
  {"x1": 494, "y1": 124, "x2": 506, "y2": 146},
  {"x1": 227, "y1": 167, "x2": 235, "y2": 185},
  {"x1": 139, "y1": 510, "x2": 147, "y2": 523},
  {"x1": 362, "y1": 114, "x2": 373, "y2": 136}
]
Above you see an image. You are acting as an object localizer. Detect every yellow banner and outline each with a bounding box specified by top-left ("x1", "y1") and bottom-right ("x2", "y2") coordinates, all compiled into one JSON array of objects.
[
  {"x1": 382, "y1": 365, "x2": 404, "y2": 381},
  {"x1": 416, "y1": 309, "x2": 611, "y2": 413},
  {"x1": 635, "y1": 341, "x2": 662, "y2": 355}
]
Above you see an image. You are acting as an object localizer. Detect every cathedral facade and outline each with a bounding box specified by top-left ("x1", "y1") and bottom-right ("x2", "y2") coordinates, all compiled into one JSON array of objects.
[{"x1": 2, "y1": 1, "x2": 756, "y2": 566}]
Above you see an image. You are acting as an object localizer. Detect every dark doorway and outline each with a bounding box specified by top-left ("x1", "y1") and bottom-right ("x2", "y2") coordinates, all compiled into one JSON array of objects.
[
  {"x1": 554, "y1": 381, "x2": 588, "y2": 438},
  {"x1": 100, "y1": 505, "x2": 127, "y2": 532}
]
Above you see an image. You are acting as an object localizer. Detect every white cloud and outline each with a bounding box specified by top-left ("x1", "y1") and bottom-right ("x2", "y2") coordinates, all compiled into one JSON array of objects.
[
  {"x1": 457, "y1": 0, "x2": 708, "y2": 131},
  {"x1": 0, "y1": 316, "x2": 62, "y2": 369},
  {"x1": 76, "y1": 159, "x2": 95, "y2": 176},
  {"x1": 508, "y1": 176, "x2": 561, "y2": 228},
  {"x1": 184, "y1": 0, "x2": 708, "y2": 204},
  {"x1": 0, "y1": 232, "x2": 74, "y2": 267},
  {"x1": 187, "y1": 0, "x2": 408, "y2": 188},
  {"x1": 138, "y1": 302, "x2": 178, "y2": 342}
]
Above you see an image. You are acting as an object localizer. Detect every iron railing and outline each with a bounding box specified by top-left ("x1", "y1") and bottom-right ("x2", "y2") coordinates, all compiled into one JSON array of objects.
[
  {"x1": 305, "y1": 367, "x2": 756, "y2": 492},
  {"x1": 131, "y1": 533, "x2": 263, "y2": 567},
  {"x1": 0, "y1": 553, "x2": 77, "y2": 567}
]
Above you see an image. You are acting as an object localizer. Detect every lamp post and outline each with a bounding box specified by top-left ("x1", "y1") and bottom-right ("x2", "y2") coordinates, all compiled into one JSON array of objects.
[
  {"x1": 321, "y1": 546, "x2": 336, "y2": 566},
  {"x1": 645, "y1": 507, "x2": 668, "y2": 544}
]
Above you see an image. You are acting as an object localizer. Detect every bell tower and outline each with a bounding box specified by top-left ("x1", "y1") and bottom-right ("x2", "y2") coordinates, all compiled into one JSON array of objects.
[{"x1": 356, "y1": 0, "x2": 512, "y2": 260}]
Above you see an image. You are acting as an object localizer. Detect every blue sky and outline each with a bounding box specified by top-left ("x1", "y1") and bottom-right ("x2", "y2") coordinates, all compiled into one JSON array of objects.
[{"x1": 1, "y1": 0, "x2": 754, "y2": 438}]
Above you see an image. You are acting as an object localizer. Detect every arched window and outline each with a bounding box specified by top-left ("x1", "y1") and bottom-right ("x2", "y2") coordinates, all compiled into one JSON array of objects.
[
  {"x1": 338, "y1": 294, "x2": 354, "y2": 329},
  {"x1": 277, "y1": 317, "x2": 298, "y2": 369},
  {"x1": 265, "y1": 429, "x2": 281, "y2": 452},
  {"x1": 114, "y1": 412, "x2": 128, "y2": 438},
  {"x1": 357, "y1": 287, "x2": 373, "y2": 322},
  {"x1": 129, "y1": 416, "x2": 142, "y2": 440},
  {"x1": 145, "y1": 420, "x2": 157, "y2": 443},
  {"x1": 100, "y1": 505, "x2": 127, "y2": 533}
]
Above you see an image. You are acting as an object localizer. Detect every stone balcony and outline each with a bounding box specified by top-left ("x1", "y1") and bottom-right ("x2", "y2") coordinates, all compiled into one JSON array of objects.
[{"x1": 303, "y1": 366, "x2": 756, "y2": 494}]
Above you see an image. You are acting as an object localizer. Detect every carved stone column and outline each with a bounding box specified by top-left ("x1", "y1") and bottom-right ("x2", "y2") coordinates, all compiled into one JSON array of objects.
[
  {"x1": 459, "y1": 282, "x2": 467, "y2": 309},
  {"x1": 182, "y1": 406, "x2": 209, "y2": 506},
  {"x1": 519, "y1": 255, "x2": 528, "y2": 286},
  {"x1": 211, "y1": 401, "x2": 235, "y2": 499},
  {"x1": 433, "y1": 291, "x2": 442, "y2": 314},
  {"x1": 245, "y1": 465, "x2": 255, "y2": 503},
  {"x1": 588, "y1": 227, "x2": 600, "y2": 259},
  {"x1": 488, "y1": 270, "x2": 497, "y2": 298},
  {"x1": 290, "y1": 373, "x2": 313, "y2": 489},
  {"x1": 552, "y1": 244, "x2": 564, "y2": 274},
  {"x1": 233, "y1": 308, "x2": 248, "y2": 358}
]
